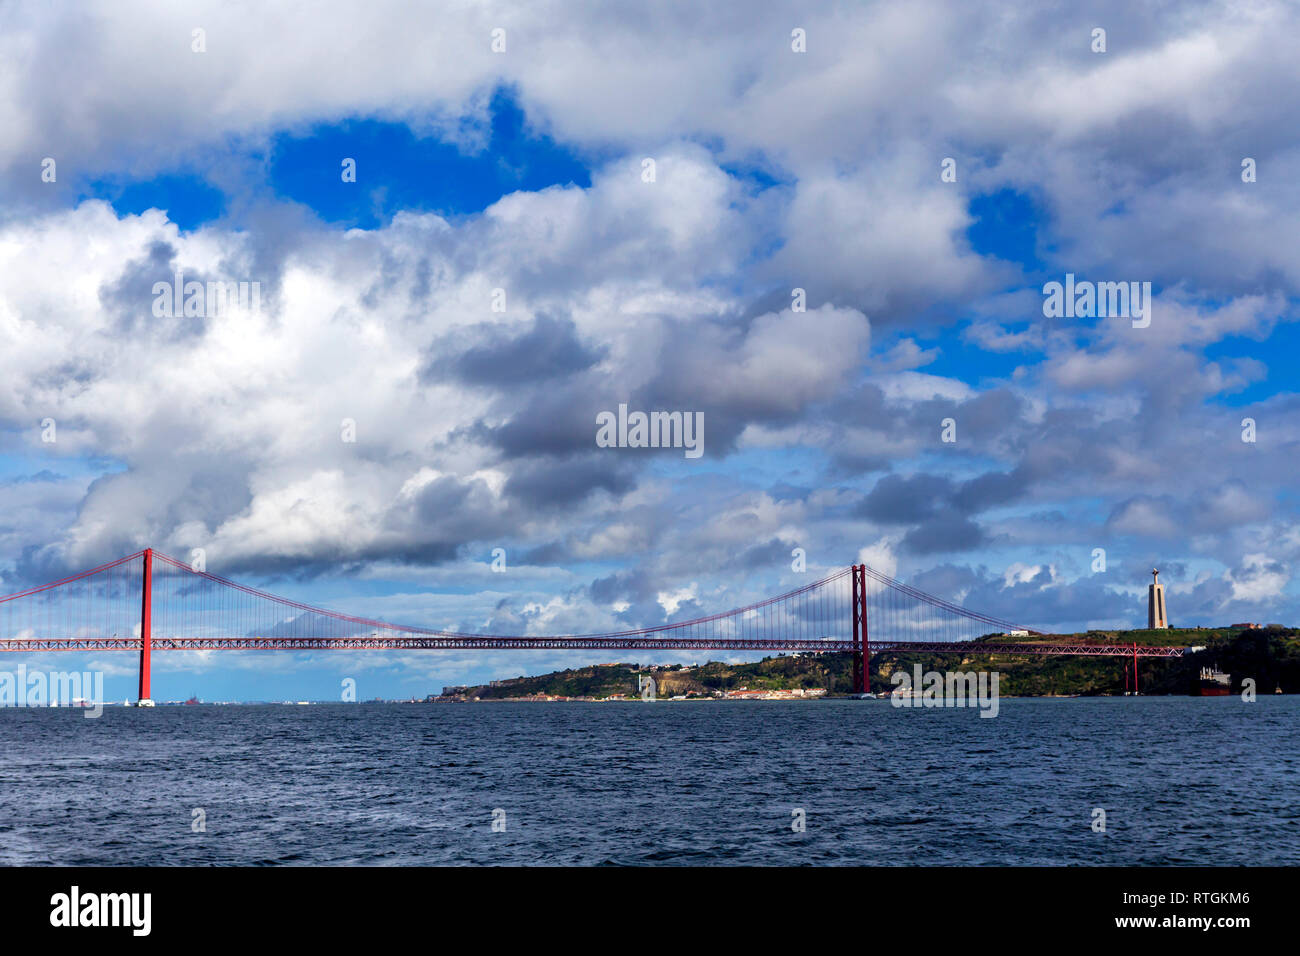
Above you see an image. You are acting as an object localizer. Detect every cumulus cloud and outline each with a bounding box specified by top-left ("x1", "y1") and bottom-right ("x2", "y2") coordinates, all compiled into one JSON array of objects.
[{"x1": 1225, "y1": 553, "x2": 1288, "y2": 604}]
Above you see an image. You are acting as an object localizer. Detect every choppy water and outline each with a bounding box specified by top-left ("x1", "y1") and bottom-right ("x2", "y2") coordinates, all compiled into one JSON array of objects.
[{"x1": 0, "y1": 697, "x2": 1295, "y2": 865}]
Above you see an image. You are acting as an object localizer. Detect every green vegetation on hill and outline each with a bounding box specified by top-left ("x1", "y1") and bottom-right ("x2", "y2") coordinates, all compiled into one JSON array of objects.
[
  {"x1": 1139, "y1": 627, "x2": 1299, "y2": 695},
  {"x1": 877, "y1": 627, "x2": 1298, "y2": 696},
  {"x1": 441, "y1": 627, "x2": 1300, "y2": 699},
  {"x1": 468, "y1": 664, "x2": 641, "y2": 699}
]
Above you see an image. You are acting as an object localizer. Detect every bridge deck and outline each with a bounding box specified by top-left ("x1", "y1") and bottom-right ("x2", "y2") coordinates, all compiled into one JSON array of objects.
[{"x1": 0, "y1": 636, "x2": 1185, "y2": 657}]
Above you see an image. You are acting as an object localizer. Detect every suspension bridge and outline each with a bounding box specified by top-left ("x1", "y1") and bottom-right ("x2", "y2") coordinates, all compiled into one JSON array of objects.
[{"x1": 0, "y1": 549, "x2": 1181, "y2": 703}]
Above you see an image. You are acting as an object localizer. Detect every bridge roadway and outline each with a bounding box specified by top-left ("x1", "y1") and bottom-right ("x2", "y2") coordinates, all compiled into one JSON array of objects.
[{"x1": 0, "y1": 636, "x2": 1186, "y2": 657}]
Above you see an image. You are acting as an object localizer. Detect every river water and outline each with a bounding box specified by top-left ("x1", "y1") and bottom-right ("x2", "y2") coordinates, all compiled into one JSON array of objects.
[{"x1": 1, "y1": 697, "x2": 1294, "y2": 865}]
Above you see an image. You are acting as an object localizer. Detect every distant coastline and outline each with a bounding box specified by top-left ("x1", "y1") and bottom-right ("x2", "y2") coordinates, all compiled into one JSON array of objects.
[{"x1": 433, "y1": 626, "x2": 1298, "y2": 702}]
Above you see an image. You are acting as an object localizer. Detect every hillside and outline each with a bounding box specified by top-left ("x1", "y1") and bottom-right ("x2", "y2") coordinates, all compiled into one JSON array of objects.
[{"x1": 437, "y1": 626, "x2": 1300, "y2": 700}]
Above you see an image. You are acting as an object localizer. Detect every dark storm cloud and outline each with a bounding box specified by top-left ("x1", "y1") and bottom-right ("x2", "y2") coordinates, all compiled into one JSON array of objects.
[
  {"x1": 221, "y1": 539, "x2": 467, "y2": 582},
  {"x1": 819, "y1": 382, "x2": 1034, "y2": 482},
  {"x1": 735, "y1": 536, "x2": 795, "y2": 570},
  {"x1": 856, "y1": 467, "x2": 1032, "y2": 555},
  {"x1": 503, "y1": 454, "x2": 637, "y2": 509},
  {"x1": 422, "y1": 314, "x2": 605, "y2": 387},
  {"x1": 859, "y1": 468, "x2": 1026, "y2": 524},
  {"x1": 481, "y1": 382, "x2": 606, "y2": 458},
  {"x1": 858, "y1": 473, "x2": 954, "y2": 524},
  {"x1": 952, "y1": 469, "x2": 1028, "y2": 512},
  {"x1": 900, "y1": 514, "x2": 984, "y2": 555},
  {"x1": 589, "y1": 567, "x2": 654, "y2": 607},
  {"x1": 458, "y1": 299, "x2": 869, "y2": 485},
  {"x1": 411, "y1": 473, "x2": 486, "y2": 523},
  {"x1": 398, "y1": 474, "x2": 518, "y2": 559},
  {"x1": 907, "y1": 562, "x2": 982, "y2": 600}
]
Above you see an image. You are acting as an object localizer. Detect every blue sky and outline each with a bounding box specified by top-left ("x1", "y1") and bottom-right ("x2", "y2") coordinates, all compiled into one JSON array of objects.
[{"x1": 2, "y1": 2, "x2": 1299, "y2": 702}]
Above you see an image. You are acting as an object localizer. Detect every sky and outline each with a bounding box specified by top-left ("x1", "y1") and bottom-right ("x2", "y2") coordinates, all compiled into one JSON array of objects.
[{"x1": 1, "y1": 0, "x2": 1298, "y2": 702}]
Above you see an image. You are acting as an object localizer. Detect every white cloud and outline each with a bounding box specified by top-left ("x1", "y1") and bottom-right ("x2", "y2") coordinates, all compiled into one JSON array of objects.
[
  {"x1": 858, "y1": 537, "x2": 898, "y2": 578},
  {"x1": 1225, "y1": 553, "x2": 1288, "y2": 604}
]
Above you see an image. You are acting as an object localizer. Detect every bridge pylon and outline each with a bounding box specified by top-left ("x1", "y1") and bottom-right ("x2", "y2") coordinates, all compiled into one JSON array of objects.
[
  {"x1": 136, "y1": 548, "x2": 154, "y2": 707},
  {"x1": 851, "y1": 564, "x2": 868, "y2": 694}
]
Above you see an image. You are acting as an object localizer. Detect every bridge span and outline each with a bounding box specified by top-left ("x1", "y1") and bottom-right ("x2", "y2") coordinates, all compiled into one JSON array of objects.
[{"x1": 0, "y1": 549, "x2": 1181, "y2": 703}]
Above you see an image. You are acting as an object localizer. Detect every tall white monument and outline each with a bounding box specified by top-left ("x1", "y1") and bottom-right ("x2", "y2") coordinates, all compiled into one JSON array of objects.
[{"x1": 1147, "y1": 569, "x2": 1168, "y2": 629}]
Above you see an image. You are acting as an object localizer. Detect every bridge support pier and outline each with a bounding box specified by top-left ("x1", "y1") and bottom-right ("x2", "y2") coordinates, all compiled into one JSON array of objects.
[{"x1": 136, "y1": 549, "x2": 154, "y2": 707}]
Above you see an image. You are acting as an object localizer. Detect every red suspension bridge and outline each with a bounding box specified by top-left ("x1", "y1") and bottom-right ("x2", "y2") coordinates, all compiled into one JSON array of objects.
[{"x1": 0, "y1": 549, "x2": 1181, "y2": 703}]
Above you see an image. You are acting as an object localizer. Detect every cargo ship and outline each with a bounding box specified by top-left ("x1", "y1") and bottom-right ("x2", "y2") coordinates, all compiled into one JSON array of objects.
[{"x1": 1198, "y1": 667, "x2": 1231, "y2": 696}]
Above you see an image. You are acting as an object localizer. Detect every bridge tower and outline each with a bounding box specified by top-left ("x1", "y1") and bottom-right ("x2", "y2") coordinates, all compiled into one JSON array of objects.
[
  {"x1": 137, "y1": 548, "x2": 154, "y2": 706},
  {"x1": 851, "y1": 564, "x2": 869, "y2": 694}
]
